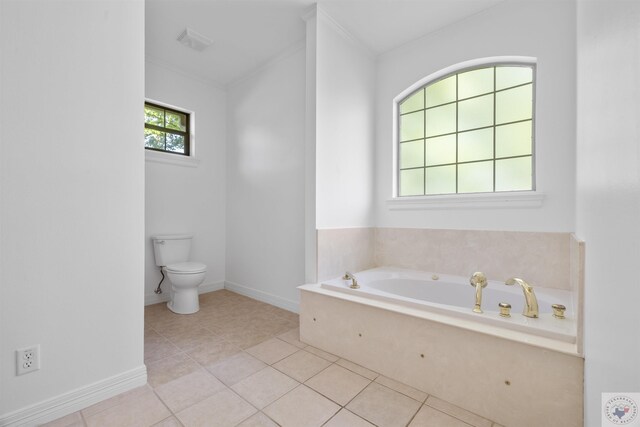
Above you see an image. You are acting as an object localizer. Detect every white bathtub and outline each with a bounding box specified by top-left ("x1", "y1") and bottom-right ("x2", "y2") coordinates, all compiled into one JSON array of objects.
[{"x1": 320, "y1": 266, "x2": 577, "y2": 345}]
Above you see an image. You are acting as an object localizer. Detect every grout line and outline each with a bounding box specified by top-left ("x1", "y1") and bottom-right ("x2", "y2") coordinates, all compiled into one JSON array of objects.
[
  {"x1": 373, "y1": 376, "x2": 429, "y2": 404},
  {"x1": 258, "y1": 410, "x2": 283, "y2": 427},
  {"x1": 404, "y1": 405, "x2": 422, "y2": 427},
  {"x1": 374, "y1": 380, "x2": 424, "y2": 404},
  {"x1": 340, "y1": 375, "x2": 374, "y2": 410},
  {"x1": 335, "y1": 359, "x2": 379, "y2": 381},
  {"x1": 429, "y1": 406, "x2": 477, "y2": 427}
]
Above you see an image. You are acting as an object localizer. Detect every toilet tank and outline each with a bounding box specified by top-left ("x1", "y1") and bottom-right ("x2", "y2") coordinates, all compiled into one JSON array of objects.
[{"x1": 152, "y1": 234, "x2": 193, "y2": 267}]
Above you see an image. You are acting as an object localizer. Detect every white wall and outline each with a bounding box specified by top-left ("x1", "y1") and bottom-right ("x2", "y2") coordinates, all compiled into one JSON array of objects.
[
  {"x1": 304, "y1": 12, "x2": 318, "y2": 283},
  {"x1": 576, "y1": 2, "x2": 640, "y2": 425},
  {"x1": 145, "y1": 61, "x2": 227, "y2": 304},
  {"x1": 225, "y1": 47, "x2": 307, "y2": 310},
  {"x1": 0, "y1": 0, "x2": 145, "y2": 421},
  {"x1": 315, "y1": 8, "x2": 376, "y2": 229},
  {"x1": 375, "y1": 1, "x2": 576, "y2": 232}
]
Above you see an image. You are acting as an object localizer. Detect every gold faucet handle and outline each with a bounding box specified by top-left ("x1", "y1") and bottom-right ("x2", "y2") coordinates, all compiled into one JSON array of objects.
[
  {"x1": 551, "y1": 304, "x2": 566, "y2": 319},
  {"x1": 470, "y1": 272, "x2": 487, "y2": 288},
  {"x1": 498, "y1": 302, "x2": 512, "y2": 317}
]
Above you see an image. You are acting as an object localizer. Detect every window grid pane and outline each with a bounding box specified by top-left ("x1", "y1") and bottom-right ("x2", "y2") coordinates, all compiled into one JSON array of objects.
[
  {"x1": 397, "y1": 64, "x2": 534, "y2": 197},
  {"x1": 144, "y1": 102, "x2": 190, "y2": 156}
]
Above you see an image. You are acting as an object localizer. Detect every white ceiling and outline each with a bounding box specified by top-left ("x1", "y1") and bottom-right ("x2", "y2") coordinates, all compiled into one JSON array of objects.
[{"x1": 145, "y1": 0, "x2": 504, "y2": 86}]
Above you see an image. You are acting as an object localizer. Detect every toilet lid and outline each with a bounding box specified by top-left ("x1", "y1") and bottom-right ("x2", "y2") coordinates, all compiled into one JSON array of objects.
[{"x1": 165, "y1": 262, "x2": 207, "y2": 274}]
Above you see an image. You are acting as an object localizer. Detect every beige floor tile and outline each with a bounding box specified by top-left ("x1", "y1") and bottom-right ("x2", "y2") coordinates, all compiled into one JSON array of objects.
[
  {"x1": 154, "y1": 369, "x2": 226, "y2": 413},
  {"x1": 145, "y1": 304, "x2": 172, "y2": 324},
  {"x1": 426, "y1": 396, "x2": 493, "y2": 427},
  {"x1": 145, "y1": 330, "x2": 181, "y2": 363},
  {"x1": 152, "y1": 416, "x2": 182, "y2": 427},
  {"x1": 304, "y1": 346, "x2": 339, "y2": 362},
  {"x1": 152, "y1": 311, "x2": 201, "y2": 331},
  {"x1": 207, "y1": 351, "x2": 267, "y2": 386},
  {"x1": 222, "y1": 330, "x2": 274, "y2": 350},
  {"x1": 375, "y1": 375, "x2": 428, "y2": 403},
  {"x1": 254, "y1": 318, "x2": 297, "y2": 337},
  {"x1": 277, "y1": 328, "x2": 307, "y2": 349},
  {"x1": 263, "y1": 385, "x2": 339, "y2": 427},
  {"x1": 147, "y1": 352, "x2": 201, "y2": 388},
  {"x1": 231, "y1": 366, "x2": 299, "y2": 409},
  {"x1": 274, "y1": 310, "x2": 299, "y2": 324},
  {"x1": 186, "y1": 336, "x2": 241, "y2": 366},
  {"x1": 336, "y1": 359, "x2": 378, "y2": 380},
  {"x1": 84, "y1": 386, "x2": 170, "y2": 427},
  {"x1": 245, "y1": 338, "x2": 299, "y2": 365},
  {"x1": 409, "y1": 405, "x2": 470, "y2": 427},
  {"x1": 346, "y1": 382, "x2": 421, "y2": 427},
  {"x1": 236, "y1": 412, "x2": 279, "y2": 427},
  {"x1": 272, "y1": 349, "x2": 331, "y2": 382},
  {"x1": 324, "y1": 409, "x2": 375, "y2": 427},
  {"x1": 82, "y1": 385, "x2": 151, "y2": 418},
  {"x1": 176, "y1": 388, "x2": 256, "y2": 427},
  {"x1": 156, "y1": 319, "x2": 202, "y2": 338},
  {"x1": 163, "y1": 327, "x2": 220, "y2": 352},
  {"x1": 305, "y1": 364, "x2": 371, "y2": 406},
  {"x1": 41, "y1": 411, "x2": 84, "y2": 427}
]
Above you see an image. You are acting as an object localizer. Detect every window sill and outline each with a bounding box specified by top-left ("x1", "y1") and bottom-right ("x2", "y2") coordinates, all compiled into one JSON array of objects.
[
  {"x1": 387, "y1": 191, "x2": 545, "y2": 210},
  {"x1": 145, "y1": 150, "x2": 200, "y2": 168}
]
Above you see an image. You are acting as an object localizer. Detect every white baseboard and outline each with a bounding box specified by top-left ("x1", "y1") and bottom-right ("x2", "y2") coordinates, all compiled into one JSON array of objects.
[
  {"x1": 144, "y1": 281, "x2": 225, "y2": 306},
  {"x1": 224, "y1": 281, "x2": 300, "y2": 313},
  {"x1": 0, "y1": 366, "x2": 147, "y2": 427}
]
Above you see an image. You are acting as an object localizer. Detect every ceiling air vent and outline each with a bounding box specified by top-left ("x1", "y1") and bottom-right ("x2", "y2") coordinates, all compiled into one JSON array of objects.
[{"x1": 176, "y1": 28, "x2": 213, "y2": 52}]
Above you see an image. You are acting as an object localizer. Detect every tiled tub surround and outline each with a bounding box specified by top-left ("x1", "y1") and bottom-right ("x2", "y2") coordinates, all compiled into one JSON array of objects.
[
  {"x1": 299, "y1": 288, "x2": 584, "y2": 427},
  {"x1": 318, "y1": 227, "x2": 585, "y2": 352},
  {"x1": 374, "y1": 228, "x2": 575, "y2": 291},
  {"x1": 318, "y1": 228, "x2": 582, "y2": 291},
  {"x1": 317, "y1": 228, "x2": 376, "y2": 281},
  {"x1": 44, "y1": 290, "x2": 504, "y2": 427}
]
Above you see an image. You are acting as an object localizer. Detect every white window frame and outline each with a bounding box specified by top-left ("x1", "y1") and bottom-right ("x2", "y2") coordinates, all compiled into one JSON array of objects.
[
  {"x1": 144, "y1": 98, "x2": 200, "y2": 168},
  {"x1": 389, "y1": 56, "x2": 544, "y2": 210}
]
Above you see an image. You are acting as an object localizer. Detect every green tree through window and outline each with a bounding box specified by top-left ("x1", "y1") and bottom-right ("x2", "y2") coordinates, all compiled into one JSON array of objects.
[{"x1": 144, "y1": 102, "x2": 190, "y2": 156}]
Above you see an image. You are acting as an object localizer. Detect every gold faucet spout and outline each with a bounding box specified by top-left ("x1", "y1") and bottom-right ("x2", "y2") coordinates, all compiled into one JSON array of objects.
[
  {"x1": 343, "y1": 272, "x2": 359, "y2": 289},
  {"x1": 505, "y1": 277, "x2": 539, "y2": 318},
  {"x1": 470, "y1": 272, "x2": 487, "y2": 313}
]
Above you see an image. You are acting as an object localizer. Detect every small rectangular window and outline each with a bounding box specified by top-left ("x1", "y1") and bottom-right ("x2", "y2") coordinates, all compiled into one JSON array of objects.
[{"x1": 144, "y1": 102, "x2": 190, "y2": 156}]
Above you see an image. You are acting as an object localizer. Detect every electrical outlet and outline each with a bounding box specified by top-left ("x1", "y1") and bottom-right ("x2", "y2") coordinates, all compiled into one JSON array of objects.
[{"x1": 16, "y1": 345, "x2": 40, "y2": 375}]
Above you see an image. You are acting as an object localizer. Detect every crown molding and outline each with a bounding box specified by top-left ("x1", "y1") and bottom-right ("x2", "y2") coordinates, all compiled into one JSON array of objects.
[{"x1": 316, "y1": 6, "x2": 375, "y2": 60}]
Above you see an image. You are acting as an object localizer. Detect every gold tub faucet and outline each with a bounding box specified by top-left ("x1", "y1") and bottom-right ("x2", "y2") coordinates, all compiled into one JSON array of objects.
[
  {"x1": 505, "y1": 278, "x2": 539, "y2": 318},
  {"x1": 470, "y1": 272, "x2": 488, "y2": 313},
  {"x1": 342, "y1": 272, "x2": 359, "y2": 289}
]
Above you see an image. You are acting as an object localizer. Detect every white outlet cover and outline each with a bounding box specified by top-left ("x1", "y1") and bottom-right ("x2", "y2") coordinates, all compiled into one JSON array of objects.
[{"x1": 16, "y1": 345, "x2": 40, "y2": 375}]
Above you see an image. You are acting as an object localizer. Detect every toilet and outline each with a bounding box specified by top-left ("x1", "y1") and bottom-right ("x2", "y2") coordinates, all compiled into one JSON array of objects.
[{"x1": 152, "y1": 234, "x2": 207, "y2": 314}]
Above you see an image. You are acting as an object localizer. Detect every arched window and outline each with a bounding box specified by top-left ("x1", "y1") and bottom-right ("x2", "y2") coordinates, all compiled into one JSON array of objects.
[{"x1": 396, "y1": 58, "x2": 535, "y2": 197}]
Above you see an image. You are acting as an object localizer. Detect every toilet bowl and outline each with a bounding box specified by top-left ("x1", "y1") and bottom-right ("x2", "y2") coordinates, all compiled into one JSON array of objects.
[
  {"x1": 151, "y1": 234, "x2": 207, "y2": 315},
  {"x1": 164, "y1": 261, "x2": 207, "y2": 314}
]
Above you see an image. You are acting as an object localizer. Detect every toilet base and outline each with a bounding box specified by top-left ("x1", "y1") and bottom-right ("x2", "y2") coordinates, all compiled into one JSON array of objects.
[{"x1": 167, "y1": 286, "x2": 200, "y2": 314}]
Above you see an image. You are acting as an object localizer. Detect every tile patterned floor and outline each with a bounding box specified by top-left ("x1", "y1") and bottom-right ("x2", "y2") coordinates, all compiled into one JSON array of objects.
[{"x1": 43, "y1": 290, "x2": 502, "y2": 427}]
